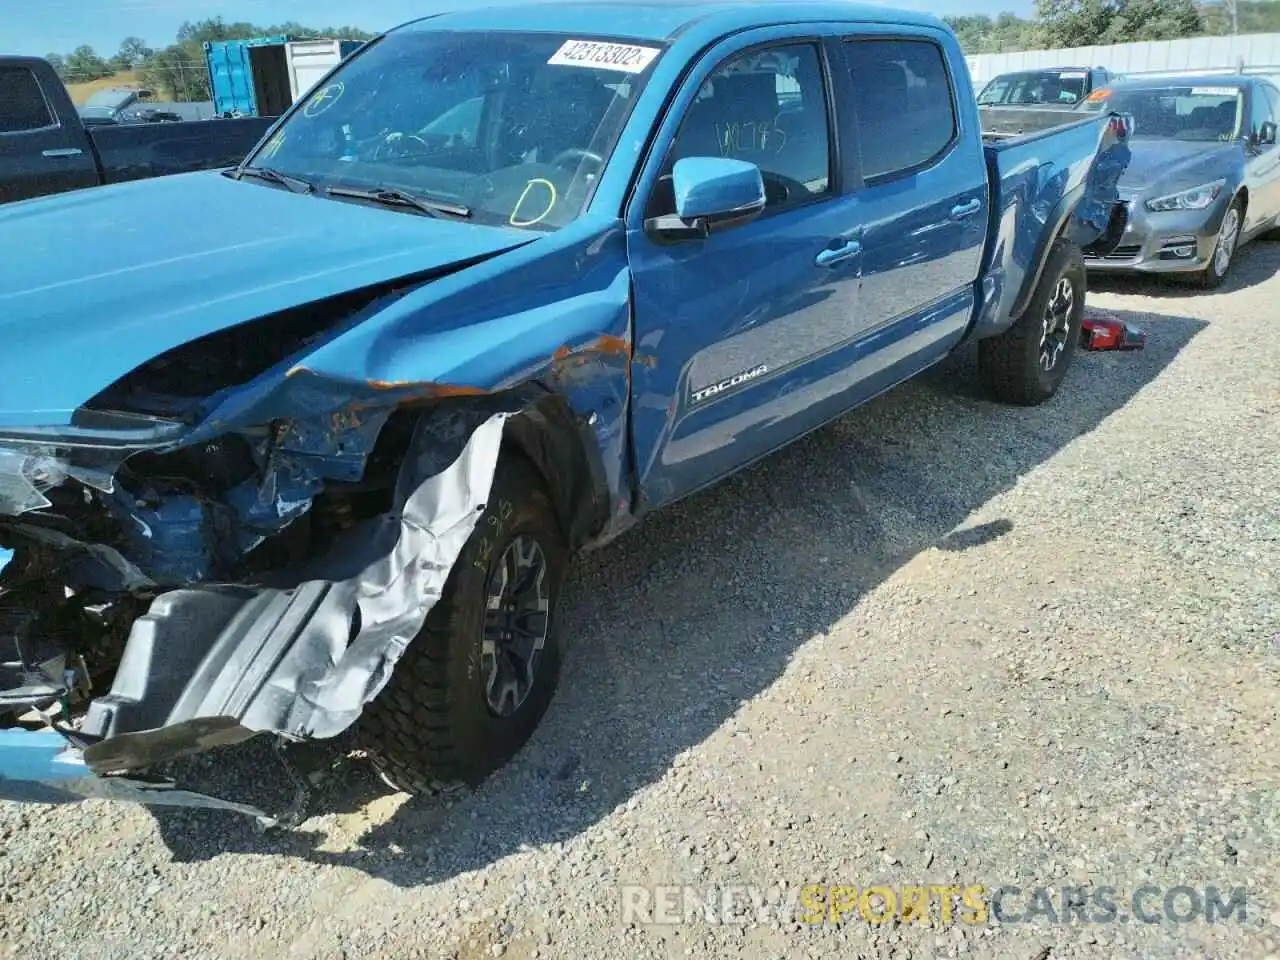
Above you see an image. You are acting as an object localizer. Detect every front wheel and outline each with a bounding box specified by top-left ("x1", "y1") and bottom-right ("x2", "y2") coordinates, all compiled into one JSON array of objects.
[
  {"x1": 978, "y1": 238, "x2": 1086, "y2": 406},
  {"x1": 1195, "y1": 199, "x2": 1243, "y2": 289},
  {"x1": 359, "y1": 454, "x2": 567, "y2": 794}
]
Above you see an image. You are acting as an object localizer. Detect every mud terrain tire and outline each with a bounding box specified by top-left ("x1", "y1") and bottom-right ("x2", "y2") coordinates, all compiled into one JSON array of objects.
[
  {"x1": 979, "y1": 238, "x2": 1086, "y2": 406},
  {"x1": 360, "y1": 454, "x2": 567, "y2": 794}
]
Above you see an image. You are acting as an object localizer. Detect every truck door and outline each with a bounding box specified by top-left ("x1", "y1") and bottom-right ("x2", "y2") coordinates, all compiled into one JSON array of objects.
[
  {"x1": 832, "y1": 32, "x2": 987, "y2": 345},
  {"x1": 627, "y1": 30, "x2": 868, "y2": 508},
  {"x1": 0, "y1": 64, "x2": 98, "y2": 204}
]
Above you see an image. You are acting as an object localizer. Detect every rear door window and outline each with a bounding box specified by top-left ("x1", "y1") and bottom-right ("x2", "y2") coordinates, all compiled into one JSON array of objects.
[
  {"x1": 0, "y1": 67, "x2": 55, "y2": 134},
  {"x1": 843, "y1": 39, "x2": 957, "y2": 181}
]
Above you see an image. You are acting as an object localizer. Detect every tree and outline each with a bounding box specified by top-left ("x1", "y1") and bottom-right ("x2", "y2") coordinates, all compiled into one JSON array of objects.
[
  {"x1": 63, "y1": 45, "x2": 111, "y2": 83},
  {"x1": 1201, "y1": 0, "x2": 1280, "y2": 34},
  {"x1": 116, "y1": 37, "x2": 153, "y2": 68},
  {"x1": 141, "y1": 45, "x2": 210, "y2": 101},
  {"x1": 1034, "y1": 0, "x2": 1203, "y2": 47},
  {"x1": 944, "y1": 12, "x2": 1043, "y2": 53},
  {"x1": 1103, "y1": 0, "x2": 1203, "y2": 40}
]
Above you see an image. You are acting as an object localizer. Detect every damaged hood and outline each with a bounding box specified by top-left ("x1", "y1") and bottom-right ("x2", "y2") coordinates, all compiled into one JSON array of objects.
[
  {"x1": 1117, "y1": 139, "x2": 1242, "y2": 195},
  {"x1": 0, "y1": 171, "x2": 529, "y2": 426}
]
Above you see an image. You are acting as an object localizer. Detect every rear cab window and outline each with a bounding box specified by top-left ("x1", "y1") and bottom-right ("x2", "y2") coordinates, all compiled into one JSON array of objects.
[
  {"x1": 843, "y1": 38, "x2": 957, "y2": 182},
  {"x1": 0, "y1": 67, "x2": 55, "y2": 134},
  {"x1": 647, "y1": 42, "x2": 835, "y2": 217}
]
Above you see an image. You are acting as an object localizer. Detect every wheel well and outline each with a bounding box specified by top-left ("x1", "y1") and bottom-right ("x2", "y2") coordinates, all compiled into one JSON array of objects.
[
  {"x1": 501, "y1": 396, "x2": 611, "y2": 551},
  {"x1": 365, "y1": 395, "x2": 611, "y2": 553}
]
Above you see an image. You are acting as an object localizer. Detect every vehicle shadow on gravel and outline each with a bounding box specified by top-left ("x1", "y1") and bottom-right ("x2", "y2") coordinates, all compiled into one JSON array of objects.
[
  {"x1": 1088, "y1": 237, "x2": 1280, "y2": 298},
  {"x1": 148, "y1": 307, "x2": 1209, "y2": 885}
]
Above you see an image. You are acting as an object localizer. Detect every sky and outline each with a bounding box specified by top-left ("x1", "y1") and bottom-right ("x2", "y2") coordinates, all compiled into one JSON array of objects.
[{"x1": 4, "y1": 0, "x2": 1037, "y2": 58}]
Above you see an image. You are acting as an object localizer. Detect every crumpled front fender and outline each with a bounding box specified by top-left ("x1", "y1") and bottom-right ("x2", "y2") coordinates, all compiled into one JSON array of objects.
[{"x1": 65, "y1": 407, "x2": 512, "y2": 776}]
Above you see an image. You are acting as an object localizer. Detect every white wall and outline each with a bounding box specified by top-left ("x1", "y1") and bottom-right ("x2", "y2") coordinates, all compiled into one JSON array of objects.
[{"x1": 966, "y1": 32, "x2": 1280, "y2": 84}]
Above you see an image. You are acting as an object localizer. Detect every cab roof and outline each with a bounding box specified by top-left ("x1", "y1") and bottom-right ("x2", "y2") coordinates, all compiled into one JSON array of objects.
[{"x1": 393, "y1": 0, "x2": 948, "y2": 43}]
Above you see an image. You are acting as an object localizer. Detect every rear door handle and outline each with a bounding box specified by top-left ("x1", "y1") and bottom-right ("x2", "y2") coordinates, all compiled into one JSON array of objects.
[
  {"x1": 42, "y1": 148, "x2": 84, "y2": 158},
  {"x1": 815, "y1": 238, "x2": 861, "y2": 267},
  {"x1": 950, "y1": 198, "x2": 981, "y2": 219}
]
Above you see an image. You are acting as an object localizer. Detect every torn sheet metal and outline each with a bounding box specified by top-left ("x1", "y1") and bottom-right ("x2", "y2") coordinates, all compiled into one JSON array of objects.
[
  {"x1": 78, "y1": 410, "x2": 511, "y2": 772},
  {"x1": 0, "y1": 726, "x2": 273, "y2": 821},
  {"x1": 1069, "y1": 114, "x2": 1132, "y2": 243}
]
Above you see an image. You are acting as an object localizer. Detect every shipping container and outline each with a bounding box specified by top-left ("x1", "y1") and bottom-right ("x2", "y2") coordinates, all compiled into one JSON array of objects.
[
  {"x1": 285, "y1": 39, "x2": 365, "y2": 103},
  {"x1": 205, "y1": 36, "x2": 363, "y2": 117}
]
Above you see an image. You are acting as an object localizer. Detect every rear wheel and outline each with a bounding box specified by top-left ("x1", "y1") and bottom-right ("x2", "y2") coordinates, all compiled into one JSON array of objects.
[
  {"x1": 359, "y1": 454, "x2": 567, "y2": 794},
  {"x1": 1196, "y1": 199, "x2": 1243, "y2": 288},
  {"x1": 978, "y1": 238, "x2": 1086, "y2": 406}
]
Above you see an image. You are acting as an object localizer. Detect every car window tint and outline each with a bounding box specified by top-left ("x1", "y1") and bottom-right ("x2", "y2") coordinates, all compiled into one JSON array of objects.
[
  {"x1": 653, "y1": 42, "x2": 832, "y2": 214},
  {"x1": 845, "y1": 39, "x2": 956, "y2": 181},
  {"x1": 1249, "y1": 84, "x2": 1273, "y2": 139},
  {"x1": 1259, "y1": 83, "x2": 1280, "y2": 130},
  {"x1": 0, "y1": 68, "x2": 54, "y2": 134}
]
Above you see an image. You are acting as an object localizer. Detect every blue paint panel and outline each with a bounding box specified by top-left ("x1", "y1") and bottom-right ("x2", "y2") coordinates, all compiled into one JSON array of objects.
[
  {"x1": 411, "y1": 2, "x2": 948, "y2": 44},
  {"x1": 0, "y1": 2, "x2": 1130, "y2": 569},
  {"x1": 971, "y1": 115, "x2": 1131, "y2": 340},
  {"x1": 624, "y1": 22, "x2": 979, "y2": 508},
  {"x1": 0, "y1": 171, "x2": 527, "y2": 425},
  {"x1": 107, "y1": 491, "x2": 210, "y2": 585}
]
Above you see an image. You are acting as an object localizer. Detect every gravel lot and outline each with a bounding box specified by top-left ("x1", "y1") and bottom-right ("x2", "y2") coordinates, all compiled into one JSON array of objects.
[{"x1": 2, "y1": 243, "x2": 1278, "y2": 960}]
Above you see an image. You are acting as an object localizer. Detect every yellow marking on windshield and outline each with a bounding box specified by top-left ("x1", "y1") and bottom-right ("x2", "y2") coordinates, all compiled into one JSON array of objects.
[
  {"x1": 260, "y1": 132, "x2": 286, "y2": 158},
  {"x1": 304, "y1": 81, "x2": 345, "y2": 118},
  {"x1": 509, "y1": 178, "x2": 558, "y2": 227}
]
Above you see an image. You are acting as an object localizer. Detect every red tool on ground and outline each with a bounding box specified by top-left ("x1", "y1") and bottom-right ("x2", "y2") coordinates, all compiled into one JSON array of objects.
[{"x1": 1080, "y1": 314, "x2": 1146, "y2": 351}]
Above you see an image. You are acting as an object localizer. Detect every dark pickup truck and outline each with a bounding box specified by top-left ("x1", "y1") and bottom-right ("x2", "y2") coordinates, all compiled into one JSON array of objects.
[{"x1": 0, "y1": 56, "x2": 275, "y2": 205}]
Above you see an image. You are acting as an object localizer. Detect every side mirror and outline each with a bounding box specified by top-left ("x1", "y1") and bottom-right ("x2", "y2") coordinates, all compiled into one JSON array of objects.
[
  {"x1": 645, "y1": 157, "x2": 766, "y2": 241},
  {"x1": 1260, "y1": 121, "x2": 1278, "y2": 146}
]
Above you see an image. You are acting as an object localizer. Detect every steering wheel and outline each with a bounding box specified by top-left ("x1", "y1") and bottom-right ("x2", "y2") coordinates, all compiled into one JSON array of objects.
[
  {"x1": 371, "y1": 132, "x2": 434, "y2": 161},
  {"x1": 549, "y1": 147, "x2": 605, "y2": 174}
]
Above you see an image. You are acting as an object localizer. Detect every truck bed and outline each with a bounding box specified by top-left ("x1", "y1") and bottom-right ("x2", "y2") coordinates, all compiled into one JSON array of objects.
[
  {"x1": 88, "y1": 117, "x2": 277, "y2": 185},
  {"x1": 970, "y1": 110, "x2": 1131, "y2": 340},
  {"x1": 979, "y1": 104, "x2": 1094, "y2": 143}
]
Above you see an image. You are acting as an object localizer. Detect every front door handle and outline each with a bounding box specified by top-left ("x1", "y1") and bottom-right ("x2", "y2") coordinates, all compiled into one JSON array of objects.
[
  {"x1": 42, "y1": 148, "x2": 84, "y2": 158},
  {"x1": 815, "y1": 238, "x2": 861, "y2": 267},
  {"x1": 950, "y1": 198, "x2": 981, "y2": 219}
]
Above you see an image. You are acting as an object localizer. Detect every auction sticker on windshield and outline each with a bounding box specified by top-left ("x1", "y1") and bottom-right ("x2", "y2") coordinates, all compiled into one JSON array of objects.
[
  {"x1": 1059, "y1": 71, "x2": 1087, "y2": 79},
  {"x1": 548, "y1": 39, "x2": 660, "y2": 73},
  {"x1": 1191, "y1": 87, "x2": 1239, "y2": 96}
]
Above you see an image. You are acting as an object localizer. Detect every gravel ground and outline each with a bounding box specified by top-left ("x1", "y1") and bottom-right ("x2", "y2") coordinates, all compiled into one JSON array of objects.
[{"x1": 2, "y1": 243, "x2": 1278, "y2": 960}]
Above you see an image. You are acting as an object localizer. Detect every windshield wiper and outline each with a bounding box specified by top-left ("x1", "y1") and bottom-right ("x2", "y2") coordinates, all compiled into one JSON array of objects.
[
  {"x1": 227, "y1": 165, "x2": 315, "y2": 194},
  {"x1": 324, "y1": 185, "x2": 471, "y2": 219}
]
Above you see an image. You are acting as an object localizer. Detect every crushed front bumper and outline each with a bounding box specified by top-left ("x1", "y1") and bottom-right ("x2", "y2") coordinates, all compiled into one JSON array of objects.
[
  {"x1": 0, "y1": 727, "x2": 276, "y2": 819},
  {"x1": 0, "y1": 411, "x2": 511, "y2": 814},
  {"x1": 1083, "y1": 198, "x2": 1225, "y2": 274}
]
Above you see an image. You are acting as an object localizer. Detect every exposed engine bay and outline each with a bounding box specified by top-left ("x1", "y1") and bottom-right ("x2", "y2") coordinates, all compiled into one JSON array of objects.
[{"x1": 0, "y1": 274, "x2": 588, "y2": 817}]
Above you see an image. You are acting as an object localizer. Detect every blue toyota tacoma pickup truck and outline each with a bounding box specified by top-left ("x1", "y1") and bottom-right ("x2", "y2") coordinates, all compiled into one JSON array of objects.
[{"x1": 0, "y1": 1, "x2": 1130, "y2": 815}]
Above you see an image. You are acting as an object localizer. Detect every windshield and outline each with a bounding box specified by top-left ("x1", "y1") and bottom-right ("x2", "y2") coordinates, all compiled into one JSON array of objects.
[
  {"x1": 246, "y1": 29, "x2": 663, "y2": 230},
  {"x1": 978, "y1": 70, "x2": 1089, "y2": 106},
  {"x1": 1090, "y1": 85, "x2": 1243, "y2": 141}
]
